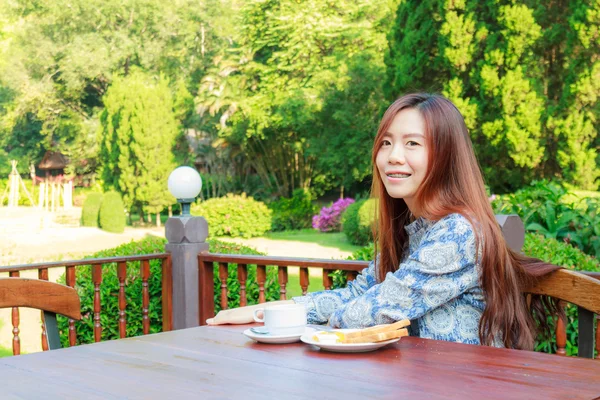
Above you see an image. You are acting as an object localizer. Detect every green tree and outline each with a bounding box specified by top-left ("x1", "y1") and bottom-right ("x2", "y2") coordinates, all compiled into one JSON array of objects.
[
  {"x1": 220, "y1": 0, "x2": 399, "y2": 197},
  {"x1": 386, "y1": 0, "x2": 600, "y2": 192},
  {"x1": 0, "y1": 0, "x2": 235, "y2": 176},
  {"x1": 309, "y1": 54, "x2": 387, "y2": 195},
  {"x1": 98, "y1": 70, "x2": 178, "y2": 226}
]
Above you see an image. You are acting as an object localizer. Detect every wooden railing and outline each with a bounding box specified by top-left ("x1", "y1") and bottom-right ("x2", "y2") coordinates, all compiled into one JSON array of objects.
[
  {"x1": 197, "y1": 253, "x2": 367, "y2": 312},
  {"x1": 0, "y1": 254, "x2": 172, "y2": 356},
  {"x1": 198, "y1": 253, "x2": 599, "y2": 359},
  {"x1": 2, "y1": 251, "x2": 598, "y2": 358}
]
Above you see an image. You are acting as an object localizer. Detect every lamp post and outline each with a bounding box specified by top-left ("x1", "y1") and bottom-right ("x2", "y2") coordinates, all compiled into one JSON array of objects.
[
  {"x1": 165, "y1": 166, "x2": 210, "y2": 330},
  {"x1": 167, "y1": 166, "x2": 202, "y2": 216}
]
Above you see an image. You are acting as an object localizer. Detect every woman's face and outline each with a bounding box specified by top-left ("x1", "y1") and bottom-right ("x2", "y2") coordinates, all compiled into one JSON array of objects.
[{"x1": 376, "y1": 108, "x2": 429, "y2": 215}]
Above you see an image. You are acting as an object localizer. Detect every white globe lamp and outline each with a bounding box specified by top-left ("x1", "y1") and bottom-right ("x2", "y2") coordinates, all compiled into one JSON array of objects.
[{"x1": 168, "y1": 166, "x2": 202, "y2": 216}]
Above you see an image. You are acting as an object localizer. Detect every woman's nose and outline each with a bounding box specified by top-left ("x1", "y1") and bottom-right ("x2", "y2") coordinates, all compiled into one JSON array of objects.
[{"x1": 388, "y1": 146, "x2": 405, "y2": 164}]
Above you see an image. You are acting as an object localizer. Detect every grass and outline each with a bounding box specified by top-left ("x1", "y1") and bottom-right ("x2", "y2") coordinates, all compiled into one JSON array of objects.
[
  {"x1": 0, "y1": 320, "x2": 9, "y2": 358},
  {"x1": 265, "y1": 229, "x2": 362, "y2": 254},
  {"x1": 0, "y1": 346, "x2": 12, "y2": 358},
  {"x1": 129, "y1": 213, "x2": 170, "y2": 227},
  {"x1": 285, "y1": 268, "x2": 325, "y2": 298}
]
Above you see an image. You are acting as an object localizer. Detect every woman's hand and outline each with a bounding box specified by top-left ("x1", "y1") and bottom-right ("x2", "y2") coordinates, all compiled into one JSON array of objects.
[
  {"x1": 206, "y1": 307, "x2": 256, "y2": 325},
  {"x1": 205, "y1": 300, "x2": 295, "y2": 325}
]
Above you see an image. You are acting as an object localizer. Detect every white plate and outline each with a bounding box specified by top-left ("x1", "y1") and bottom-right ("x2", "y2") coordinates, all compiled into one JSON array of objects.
[
  {"x1": 243, "y1": 327, "x2": 316, "y2": 344},
  {"x1": 300, "y1": 329, "x2": 401, "y2": 353}
]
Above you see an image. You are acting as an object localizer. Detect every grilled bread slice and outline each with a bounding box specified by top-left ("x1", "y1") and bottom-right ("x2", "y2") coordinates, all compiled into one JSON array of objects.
[
  {"x1": 343, "y1": 328, "x2": 409, "y2": 344},
  {"x1": 343, "y1": 319, "x2": 410, "y2": 341}
]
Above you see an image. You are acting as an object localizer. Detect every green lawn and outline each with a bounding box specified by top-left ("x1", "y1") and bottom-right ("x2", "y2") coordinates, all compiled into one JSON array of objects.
[
  {"x1": 129, "y1": 212, "x2": 170, "y2": 227},
  {"x1": 285, "y1": 268, "x2": 325, "y2": 298},
  {"x1": 265, "y1": 229, "x2": 362, "y2": 254},
  {"x1": 0, "y1": 346, "x2": 13, "y2": 358}
]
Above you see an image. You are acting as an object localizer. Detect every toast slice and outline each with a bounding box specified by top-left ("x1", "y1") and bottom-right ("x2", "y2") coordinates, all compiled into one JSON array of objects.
[
  {"x1": 343, "y1": 328, "x2": 409, "y2": 344},
  {"x1": 343, "y1": 319, "x2": 410, "y2": 340}
]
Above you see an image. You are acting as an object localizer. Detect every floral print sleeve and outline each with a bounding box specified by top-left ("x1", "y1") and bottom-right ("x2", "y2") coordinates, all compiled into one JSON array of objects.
[
  {"x1": 292, "y1": 259, "x2": 379, "y2": 324},
  {"x1": 327, "y1": 214, "x2": 479, "y2": 329}
]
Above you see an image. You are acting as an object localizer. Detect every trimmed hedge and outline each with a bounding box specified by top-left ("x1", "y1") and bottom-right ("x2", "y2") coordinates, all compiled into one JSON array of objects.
[
  {"x1": 81, "y1": 192, "x2": 103, "y2": 227},
  {"x1": 523, "y1": 233, "x2": 599, "y2": 272},
  {"x1": 98, "y1": 191, "x2": 126, "y2": 233},
  {"x1": 191, "y1": 193, "x2": 272, "y2": 238},
  {"x1": 57, "y1": 236, "x2": 281, "y2": 346},
  {"x1": 342, "y1": 198, "x2": 377, "y2": 245},
  {"x1": 269, "y1": 189, "x2": 317, "y2": 231}
]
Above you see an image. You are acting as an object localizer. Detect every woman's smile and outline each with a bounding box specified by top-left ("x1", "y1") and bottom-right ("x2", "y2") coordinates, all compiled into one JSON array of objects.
[{"x1": 384, "y1": 171, "x2": 412, "y2": 181}]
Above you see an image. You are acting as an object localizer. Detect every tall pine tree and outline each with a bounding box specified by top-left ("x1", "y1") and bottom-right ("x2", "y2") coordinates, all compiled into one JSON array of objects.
[
  {"x1": 386, "y1": 0, "x2": 599, "y2": 192},
  {"x1": 98, "y1": 70, "x2": 179, "y2": 226}
]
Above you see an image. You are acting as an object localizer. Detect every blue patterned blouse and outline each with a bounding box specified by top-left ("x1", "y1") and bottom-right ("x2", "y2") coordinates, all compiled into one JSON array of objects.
[{"x1": 293, "y1": 213, "x2": 488, "y2": 345}]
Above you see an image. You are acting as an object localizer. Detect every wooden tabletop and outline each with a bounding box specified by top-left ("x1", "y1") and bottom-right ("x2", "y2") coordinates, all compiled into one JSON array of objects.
[{"x1": 2, "y1": 324, "x2": 599, "y2": 399}]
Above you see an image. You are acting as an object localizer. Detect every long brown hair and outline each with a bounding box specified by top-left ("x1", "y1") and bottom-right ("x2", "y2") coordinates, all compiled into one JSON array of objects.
[{"x1": 371, "y1": 93, "x2": 560, "y2": 350}]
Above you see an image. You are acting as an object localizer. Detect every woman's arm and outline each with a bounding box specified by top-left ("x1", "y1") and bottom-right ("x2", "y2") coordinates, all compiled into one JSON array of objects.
[
  {"x1": 207, "y1": 260, "x2": 379, "y2": 325},
  {"x1": 328, "y1": 215, "x2": 479, "y2": 328},
  {"x1": 291, "y1": 259, "x2": 378, "y2": 324},
  {"x1": 206, "y1": 300, "x2": 295, "y2": 325}
]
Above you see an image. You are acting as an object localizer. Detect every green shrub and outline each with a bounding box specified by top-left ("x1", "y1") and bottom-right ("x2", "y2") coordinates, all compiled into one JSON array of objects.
[
  {"x1": 191, "y1": 193, "x2": 272, "y2": 238},
  {"x1": 570, "y1": 197, "x2": 600, "y2": 258},
  {"x1": 98, "y1": 191, "x2": 126, "y2": 233},
  {"x1": 73, "y1": 186, "x2": 101, "y2": 207},
  {"x1": 524, "y1": 233, "x2": 600, "y2": 272},
  {"x1": 342, "y1": 198, "x2": 377, "y2": 245},
  {"x1": 269, "y1": 189, "x2": 317, "y2": 231},
  {"x1": 524, "y1": 233, "x2": 599, "y2": 357},
  {"x1": 81, "y1": 192, "x2": 103, "y2": 227},
  {"x1": 57, "y1": 236, "x2": 281, "y2": 346},
  {"x1": 492, "y1": 180, "x2": 600, "y2": 257}
]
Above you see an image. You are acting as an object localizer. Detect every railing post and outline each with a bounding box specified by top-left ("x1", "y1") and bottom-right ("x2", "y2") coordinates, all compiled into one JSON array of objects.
[
  {"x1": 165, "y1": 215, "x2": 209, "y2": 330},
  {"x1": 495, "y1": 214, "x2": 525, "y2": 252}
]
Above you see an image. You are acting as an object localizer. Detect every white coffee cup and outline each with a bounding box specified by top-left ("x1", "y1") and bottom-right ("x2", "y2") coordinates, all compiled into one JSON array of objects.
[{"x1": 253, "y1": 303, "x2": 307, "y2": 335}]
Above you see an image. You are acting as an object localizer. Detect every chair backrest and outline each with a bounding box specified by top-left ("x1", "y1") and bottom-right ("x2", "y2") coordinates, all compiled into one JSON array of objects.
[
  {"x1": 526, "y1": 269, "x2": 600, "y2": 358},
  {"x1": 0, "y1": 278, "x2": 82, "y2": 351}
]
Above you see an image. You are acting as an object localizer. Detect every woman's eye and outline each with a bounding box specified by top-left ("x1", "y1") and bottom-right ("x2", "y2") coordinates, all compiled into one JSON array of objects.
[
  {"x1": 406, "y1": 140, "x2": 420, "y2": 146},
  {"x1": 381, "y1": 139, "x2": 391, "y2": 146}
]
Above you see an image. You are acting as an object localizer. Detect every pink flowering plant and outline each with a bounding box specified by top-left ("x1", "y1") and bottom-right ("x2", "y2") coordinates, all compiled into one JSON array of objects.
[{"x1": 312, "y1": 198, "x2": 355, "y2": 232}]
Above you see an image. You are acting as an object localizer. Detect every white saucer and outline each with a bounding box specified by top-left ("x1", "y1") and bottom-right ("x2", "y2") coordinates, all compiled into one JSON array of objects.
[
  {"x1": 300, "y1": 329, "x2": 401, "y2": 353},
  {"x1": 243, "y1": 327, "x2": 316, "y2": 344}
]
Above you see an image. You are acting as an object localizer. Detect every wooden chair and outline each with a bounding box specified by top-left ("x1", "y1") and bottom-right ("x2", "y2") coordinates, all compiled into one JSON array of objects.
[
  {"x1": 527, "y1": 269, "x2": 600, "y2": 358},
  {"x1": 0, "y1": 278, "x2": 82, "y2": 351}
]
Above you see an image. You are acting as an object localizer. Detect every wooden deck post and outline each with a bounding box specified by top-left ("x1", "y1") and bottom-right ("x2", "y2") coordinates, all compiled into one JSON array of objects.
[
  {"x1": 165, "y1": 215, "x2": 209, "y2": 330},
  {"x1": 495, "y1": 214, "x2": 525, "y2": 252}
]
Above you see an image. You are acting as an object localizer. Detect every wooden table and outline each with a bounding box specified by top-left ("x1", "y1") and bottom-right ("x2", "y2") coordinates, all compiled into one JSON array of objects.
[{"x1": 2, "y1": 324, "x2": 599, "y2": 399}]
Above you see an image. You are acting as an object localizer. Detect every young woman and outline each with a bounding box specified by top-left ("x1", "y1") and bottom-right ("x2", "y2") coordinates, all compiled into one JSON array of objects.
[{"x1": 207, "y1": 93, "x2": 560, "y2": 350}]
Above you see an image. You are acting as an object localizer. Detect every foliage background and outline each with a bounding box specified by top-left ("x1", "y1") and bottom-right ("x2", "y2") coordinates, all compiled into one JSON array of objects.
[
  {"x1": 1, "y1": 0, "x2": 598, "y2": 204},
  {"x1": 386, "y1": 0, "x2": 600, "y2": 192}
]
